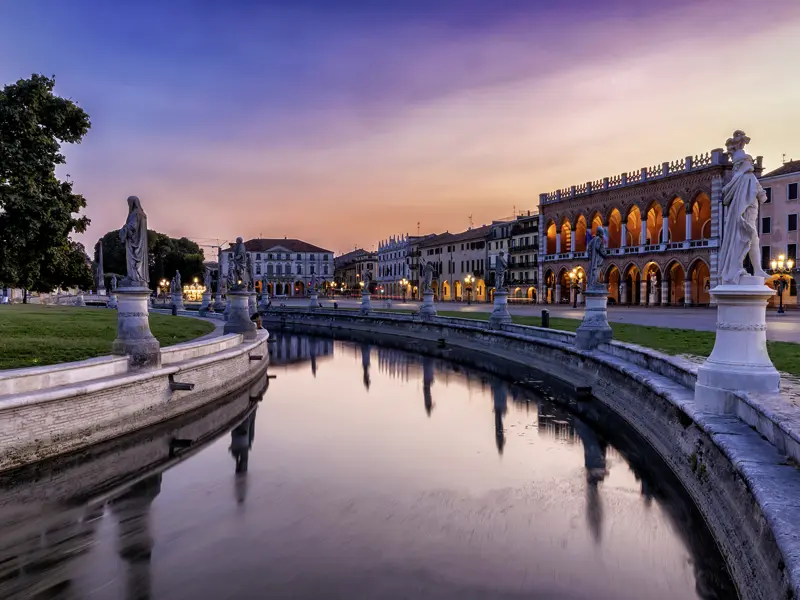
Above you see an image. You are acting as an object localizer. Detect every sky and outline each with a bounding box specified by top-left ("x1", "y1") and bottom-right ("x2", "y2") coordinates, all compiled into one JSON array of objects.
[{"x1": 2, "y1": 0, "x2": 800, "y2": 257}]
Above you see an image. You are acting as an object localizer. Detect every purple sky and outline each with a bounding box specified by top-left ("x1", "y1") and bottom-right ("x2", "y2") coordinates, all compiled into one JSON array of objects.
[{"x1": 2, "y1": 0, "x2": 800, "y2": 256}]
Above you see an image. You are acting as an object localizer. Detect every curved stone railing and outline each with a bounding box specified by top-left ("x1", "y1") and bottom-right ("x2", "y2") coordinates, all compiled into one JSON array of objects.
[
  {"x1": 0, "y1": 330, "x2": 270, "y2": 473},
  {"x1": 263, "y1": 307, "x2": 800, "y2": 600}
]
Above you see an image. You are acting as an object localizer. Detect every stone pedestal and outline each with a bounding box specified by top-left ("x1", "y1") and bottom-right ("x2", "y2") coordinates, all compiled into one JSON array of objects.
[
  {"x1": 248, "y1": 292, "x2": 257, "y2": 315},
  {"x1": 107, "y1": 293, "x2": 118, "y2": 309},
  {"x1": 695, "y1": 276, "x2": 780, "y2": 413},
  {"x1": 112, "y1": 287, "x2": 161, "y2": 369},
  {"x1": 214, "y1": 293, "x2": 225, "y2": 312},
  {"x1": 309, "y1": 291, "x2": 319, "y2": 309},
  {"x1": 489, "y1": 290, "x2": 512, "y2": 326},
  {"x1": 224, "y1": 290, "x2": 257, "y2": 340},
  {"x1": 576, "y1": 288, "x2": 612, "y2": 350},
  {"x1": 419, "y1": 291, "x2": 437, "y2": 320},
  {"x1": 360, "y1": 291, "x2": 372, "y2": 315},
  {"x1": 75, "y1": 293, "x2": 86, "y2": 307},
  {"x1": 172, "y1": 292, "x2": 185, "y2": 311},
  {"x1": 199, "y1": 292, "x2": 213, "y2": 315}
]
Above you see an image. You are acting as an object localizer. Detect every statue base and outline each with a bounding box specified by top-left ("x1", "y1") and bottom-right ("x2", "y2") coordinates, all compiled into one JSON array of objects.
[
  {"x1": 360, "y1": 291, "x2": 372, "y2": 315},
  {"x1": 309, "y1": 292, "x2": 319, "y2": 309},
  {"x1": 199, "y1": 292, "x2": 213, "y2": 316},
  {"x1": 419, "y1": 291, "x2": 437, "y2": 320},
  {"x1": 112, "y1": 286, "x2": 161, "y2": 369},
  {"x1": 213, "y1": 294, "x2": 226, "y2": 312},
  {"x1": 576, "y1": 288, "x2": 612, "y2": 350},
  {"x1": 248, "y1": 292, "x2": 257, "y2": 316},
  {"x1": 695, "y1": 276, "x2": 780, "y2": 413},
  {"x1": 489, "y1": 290, "x2": 512, "y2": 326},
  {"x1": 107, "y1": 293, "x2": 118, "y2": 309},
  {"x1": 224, "y1": 291, "x2": 257, "y2": 340},
  {"x1": 172, "y1": 293, "x2": 185, "y2": 311},
  {"x1": 75, "y1": 294, "x2": 86, "y2": 307}
]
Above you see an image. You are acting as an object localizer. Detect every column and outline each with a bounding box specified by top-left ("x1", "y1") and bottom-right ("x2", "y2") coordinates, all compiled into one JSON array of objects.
[
  {"x1": 684, "y1": 279, "x2": 692, "y2": 306},
  {"x1": 570, "y1": 286, "x2": 575, "y2": 305},
  {"x1": 570, "y1": 230, "x2": 576, "y2": 252},
  {"x1": 640, "y1": 226, "x2": 647, "y2": 246},
  {"x1": 556, "y1": 235, "x2": 561, "y2": 254},
  {"x1": 685, "y1": 209, "x2": 692, "y2": 241},
  {"x1": 620, "y1": 281, "x2": 627, "y2": 305},
  {"x1": 639, "y1": 278, "x2": 647, "y2": 306},
  {"x1": 660, "y1": 281, "x2": 668, "y2": 305},
  {"x1": 661, "y1": 217, "x2": 669, "y2": 244},
  {"x1": 620, "y1": 222, "x2": 627, "y2": 248},
  {"x1": 555, "y1": 284, "x2": 561, "y2": 303}
]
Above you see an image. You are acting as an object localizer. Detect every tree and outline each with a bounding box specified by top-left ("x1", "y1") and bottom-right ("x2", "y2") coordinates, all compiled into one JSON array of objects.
[
  {"x1": 32, "y1": 240, "x2": 93, "y2": 294},
  {"x1": 0, "y1": 74, "x2": 91, "y2": 301},
  {"x1": 95, "y1": 230, "x2": 205, "y2": 291}
]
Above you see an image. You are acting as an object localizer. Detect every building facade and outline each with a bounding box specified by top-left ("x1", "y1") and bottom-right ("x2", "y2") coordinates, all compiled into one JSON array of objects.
[
  {"x1": 333, "y1": 248, "x2": 376, "y2": 294},
  {"x1": 758, "y1": 160, "x2": 800, "y2": 308},
  {"x1": 487, "y1": 218, "x2": 514, "y2": 294},
  {"x1": 418, "y1": 225, "x2": 491, "y2": 302},
  {"x1": 377, "y1": 234, "x2": 421, "y2": 299},
  {"x1": 537, "y1": 148, "x2": 750, "y2": 306},
  {"x1": 220, "y1": 238, "x2": 334, "y2": 297},
  {"x1": 507, "y1": 211, "x2": 539, "y2": 302}
]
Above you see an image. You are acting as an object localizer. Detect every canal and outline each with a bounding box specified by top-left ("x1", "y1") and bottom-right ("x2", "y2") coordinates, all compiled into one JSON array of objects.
[{"x1": 0, "y1": 333, "x2": 736, "y2": 599}]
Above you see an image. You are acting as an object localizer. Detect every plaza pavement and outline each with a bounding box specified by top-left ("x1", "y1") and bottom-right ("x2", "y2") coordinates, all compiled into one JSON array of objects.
[{"x1": 273, "y1": 297, "x2": 800, "y2": 343}]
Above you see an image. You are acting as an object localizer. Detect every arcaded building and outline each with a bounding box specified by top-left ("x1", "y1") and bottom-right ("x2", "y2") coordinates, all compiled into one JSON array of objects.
[{"x1": 536, "y1": 148, "x2": 762, "y2": 306}]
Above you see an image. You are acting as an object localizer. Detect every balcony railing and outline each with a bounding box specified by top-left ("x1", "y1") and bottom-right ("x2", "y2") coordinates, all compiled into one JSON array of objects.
[
  {"x1": 509, "y1": 243, "x2": 537, "y2": 253},
  {"x1": 541, "y1": 238, "x2": 718, "y2": 261}
]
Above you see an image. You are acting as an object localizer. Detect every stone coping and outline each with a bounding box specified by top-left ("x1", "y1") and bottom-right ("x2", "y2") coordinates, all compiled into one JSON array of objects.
[
  {"x1": 0, "y1": 355, "x2": 130, "y2": 396},
  {"x1": 264, "y1": 308, "x2": 800, "y2": 598},
  {"x1": 161, "y1": 333, "x2": 242, "y2": 365}
]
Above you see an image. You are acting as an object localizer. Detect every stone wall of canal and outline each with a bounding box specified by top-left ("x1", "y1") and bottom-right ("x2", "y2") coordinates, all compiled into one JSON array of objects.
[
  {"x1": 263, "y1": 309, "x2": 800, "y2": 600},
  {"x1": 0, "y1": 330, "x2": 270, "y2": 473}
]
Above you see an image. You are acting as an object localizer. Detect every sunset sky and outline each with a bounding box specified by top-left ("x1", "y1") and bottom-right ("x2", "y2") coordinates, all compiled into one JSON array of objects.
[{"x1": 2, "y1": 0, "x2": 800, "y2": 256}]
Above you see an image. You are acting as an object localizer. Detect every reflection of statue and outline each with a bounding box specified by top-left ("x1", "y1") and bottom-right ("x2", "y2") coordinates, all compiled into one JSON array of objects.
[
  {"x1": 719, "y1": 130, "x2": 769, "y2": 283},
  {"x1": 231, "y1": 237, "x2": 248, "y2": 290},
  {"x1": 422, "y1": 260, "x2": 435, "y2": 292},
  {"x1": 361, "y1": 343, "x2": 371, "y2": 391},
  {"x1": 422, "y1": 356, "x2": 435, "y2": 416},
  {"x1": 495, "y1": 251, "x2": 507, "y2": 290},
  {"x1": 587, "y1": 226, "x2": 608, "y2": 290},
  {"x1": 492, "y1": 379, "x2": 508, "y2": 455},
  {"x1": 119, "y1": 196, "x2": 149, "y2": 286}
]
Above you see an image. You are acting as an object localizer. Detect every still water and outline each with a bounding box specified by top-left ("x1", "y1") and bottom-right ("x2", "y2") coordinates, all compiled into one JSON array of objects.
[{"x1": 0, "y1": 334, "x2": 735, "y2": 600}]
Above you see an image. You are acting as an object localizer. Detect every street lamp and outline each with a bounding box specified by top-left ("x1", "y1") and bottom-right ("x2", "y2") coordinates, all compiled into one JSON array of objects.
[
  {"x1": 770, "y1": 253, "x2": 794, "y2": 314},
  {"x1": 569, "y1": 267, "x2": 583, "y2": 308},
  {"x1": 401, "y1": 278, "x2": 408, "y2": 302},
  {"x1": 159, "y1": 278, "x2": 169, "y2": 306},
  {"x1": 464, "y1": 274, "x2": 474, "y2": 305}
]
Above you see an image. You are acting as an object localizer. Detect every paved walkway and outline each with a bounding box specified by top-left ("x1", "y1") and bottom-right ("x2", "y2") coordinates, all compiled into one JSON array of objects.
[{"x1": 277, "y1": 297, "x2": 800, "y2": 343}]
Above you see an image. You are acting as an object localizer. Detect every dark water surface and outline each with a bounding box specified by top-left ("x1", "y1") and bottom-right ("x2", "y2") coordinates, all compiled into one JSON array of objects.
[{"x1": 0, "y1": 334, "x2": 736, "y2": 600}]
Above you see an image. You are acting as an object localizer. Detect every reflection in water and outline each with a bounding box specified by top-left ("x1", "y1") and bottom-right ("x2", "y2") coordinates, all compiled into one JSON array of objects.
[{"x1": 0, "y1": 334, "x2": 736, "y2": 600}]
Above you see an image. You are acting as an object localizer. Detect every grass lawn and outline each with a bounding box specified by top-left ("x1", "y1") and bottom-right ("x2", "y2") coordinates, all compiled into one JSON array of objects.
[
  {"x1": 378, "y1": 308, "x2": 800, "y2": 376},
  {"x1": 0, "y1": 305, "x2": 215, "y2": 370}
]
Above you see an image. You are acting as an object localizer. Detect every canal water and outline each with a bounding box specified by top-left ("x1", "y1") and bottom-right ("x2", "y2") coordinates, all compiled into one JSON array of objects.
[{"x1": 0, "y1": 334, "x2": 736, "y2": 600}]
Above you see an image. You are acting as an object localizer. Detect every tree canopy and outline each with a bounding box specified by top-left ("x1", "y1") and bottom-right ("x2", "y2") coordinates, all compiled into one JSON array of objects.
[
  {"x1": 95, "y1": 230, "x2": 205, "y2": 291},
  {"x1": 0, "y1": 74, "x2": 92, "y2": 297}
]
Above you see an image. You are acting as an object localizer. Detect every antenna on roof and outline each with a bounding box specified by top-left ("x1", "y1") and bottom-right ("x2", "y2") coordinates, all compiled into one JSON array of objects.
[
  {"x1": 468, "y1": 214, "x2": 473, "y2": 229},
  {"x1": 513, "y1": 204, "x2": 516, "y2": 217},
  {"x1": 784, "y1": 153, "x2": 787, "y2": 165},
  {"x1": 417, "y1": 221, "x2": 420, "y2": 236}
]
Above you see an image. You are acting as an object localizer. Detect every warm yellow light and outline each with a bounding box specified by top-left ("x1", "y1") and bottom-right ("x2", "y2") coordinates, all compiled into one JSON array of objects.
[
  {"x1": 788, "y1": 259, "x2": 795, "y2": 270},
  {"x1": 779, "y1": 254, "x2": 785, "y2": 262},
  {"x1": 771, "y1": 260, "x2": 778, "y2": 270}
]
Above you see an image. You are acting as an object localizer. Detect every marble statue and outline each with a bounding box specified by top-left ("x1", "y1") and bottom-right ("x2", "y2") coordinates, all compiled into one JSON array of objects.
[
  {"x1": 495, "y1": 251, "x2": 507, "y2": 290},
  {"x1": 310, "y1": 273, "x2": 318, "y2": 293},
  {"x1": 120, "y1": 196, "x2": 149, "y2": 286},
  {"x1": 650, "y1": 273, "x2": 657, "y2": 288},
  {"x1": 97, "y1": 242, "x2": 105, "y2": 291},
  {"x1": 174, "y1": 270, "x2": 181, "y2": 292},
  {"x1": 363, "y1": 270, "x2": 372, "y2": 290},
  {"x1": 245, "y1": 253, "x2": 254, "y2": 291},
  {"x1": 719, "y1": 130, "x2": 769, "y2": 284},
  {"x1": 204, "y1": 267, "x2": 212, "y2": 291},
  {"x1": 111, "y1": 275, "x2": 117, "y2": 290},
  {"x1": 169, "y1": 276, "x2": 176, "y2": 294},
  {"x1": 587, "y1": 226, "x2": 608, "y2": 290},
  {"x1": 421, "y1": 260, "x2": 435, "y2": 293},
  {"x1": 231, "y1": 237, "x2": 248, "y2": 290}
]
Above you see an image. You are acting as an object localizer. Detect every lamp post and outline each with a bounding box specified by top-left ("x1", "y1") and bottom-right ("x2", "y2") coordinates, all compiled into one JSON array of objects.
[
  {"x1": 401, "y1": 278, "x2": 408, "y2": 303},
  {"x1": 770, "y1": 253, "x2": 794, "y2": 315},
  {"x1": 569, "y1": 267, "x2": 583, "y2": 308},
  {"x1": 465, "y1": 274, "x2": 474, "y2": 305},
  {"x1": 159, "y1": 279, "x2": 169, "y2": 306}
]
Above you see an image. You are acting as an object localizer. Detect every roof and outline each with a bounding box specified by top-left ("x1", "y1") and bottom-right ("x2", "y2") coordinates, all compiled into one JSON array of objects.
[
  {"x1": 228, "y1": 238, "x2": 333, "y2": 254},
  {"x1": 761, "y1": 160, "x2": 800, "y2": 179}
]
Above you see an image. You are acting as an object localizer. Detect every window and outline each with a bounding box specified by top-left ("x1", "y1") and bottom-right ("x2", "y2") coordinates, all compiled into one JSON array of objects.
[
  {"x1": 789, "y1": 214, "x2": 798, "y2": 232},
  {"x1": 762, "y1": 217, "x2": 771, "y2": 234},
  {"x1": 789, "y1": 244, "x2": 798, "y2": 262},
  {"x1": 763, "y1": 187, "x2": 772, "y2": 203},
  {"x1": 255, "y1": 264, "x2": 261, "y2": 275},
  {"x1": 276, "y1": 265, "x2": 283, "y2": 276},
  {"x1": 267, "y1": 264, "x2": 274, "y2": 276},
  {"x1": 310, "y1": 265, "x2": 315, "y2": 275},
  {"x1": 324, "y1": 254, "x2": 329, "y2": 261},
  {"x1": 789, "y1": 183, "x2": 799, "y2": 201},
  {"x1": 296, "y1": 265, "x2": 303, "y2": 275},
  {"x1": 761, "y1": 246, "x2": 771, "y2": 270},
  {"x1": 296, "y1": 254, "x2": 302, "y2": 260},
  {"x1": 323, "y1": 265, "x2": 329, "y2": 275},
  {"x1": 256, "y1": 253, "x2": 261, "y2": 260}
]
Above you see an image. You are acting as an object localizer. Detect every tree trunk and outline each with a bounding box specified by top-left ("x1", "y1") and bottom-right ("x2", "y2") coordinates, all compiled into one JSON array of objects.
[{"x1": 22, "y1": 289, "x2": 28, "y2": 304}]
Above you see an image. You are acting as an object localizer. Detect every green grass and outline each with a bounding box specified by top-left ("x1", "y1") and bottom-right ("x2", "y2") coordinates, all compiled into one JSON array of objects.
[
  {"x1": 415, "y1": 309, "x2": 800, "y2": 376},
  {"x1": 0, "y1": 305, "x2": 215, "y2": 370}
]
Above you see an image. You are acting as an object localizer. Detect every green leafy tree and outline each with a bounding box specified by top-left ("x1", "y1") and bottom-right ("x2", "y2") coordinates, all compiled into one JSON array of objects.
[
  {"x1": 32, "y1": 240, "x2": 93, "y2": 293},
  {"x1": 0, "y1": 74, "x2": 91, "y2": 302}
]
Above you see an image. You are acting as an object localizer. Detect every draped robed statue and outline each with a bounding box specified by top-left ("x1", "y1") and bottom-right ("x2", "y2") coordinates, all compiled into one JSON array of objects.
[
  {"x1": 231, "y1": 237, "x2": 249, "y2": 290},
  {"x1": 718, "y1": 130, "x2": 769, "y2": 284},
  {"x1": 120, "y1": 196, "x2": 149, "y2": 286},
  {"x1": 587, "y1": 226, "x2": 608, "y2": 291}
]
